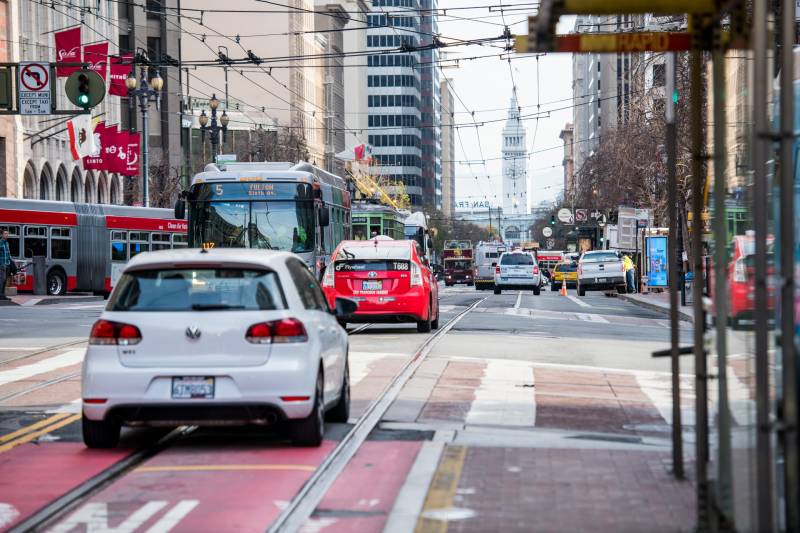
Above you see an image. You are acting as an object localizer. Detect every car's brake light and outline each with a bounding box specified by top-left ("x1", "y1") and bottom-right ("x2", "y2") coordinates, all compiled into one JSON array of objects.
[
  {"x1": 322, "y1": 265, "x2": 335, "y2": 287},
  {"x1": 533, "y1": 266, "x2": 540, "y2": 275},
  {"x1": 411, "y1": 262, "x2": 424, "y2": 286},
  {"x1": 578, "y1": 265, "x2": 583, "y2": 276},
  {"x1": 734, "y1": 258, "x2": 747, "y2": 282},
  {"x1": 495, "y1": 266, "x2": 500, "y2": 274},
  {"x1": 246, "y1": 318, "x2": 308, "y2": 344},
  {"x1": 89, "y1": 319, "x2": 142, "y2": 346}
]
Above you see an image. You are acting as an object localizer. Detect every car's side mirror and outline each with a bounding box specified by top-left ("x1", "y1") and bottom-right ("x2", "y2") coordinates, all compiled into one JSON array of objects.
[
  {"x1": 427, "y1": 237, "x2": 434, "y2": 250},
  {"x1": 333, "y1": 297, "x2": 358, "y2": 317},
  {"x1": 319, "y1": 206, "x2": 330, "y2": 227},
  {"x1": 174, "y1": 199, "x2": 186, "y2": 220}
]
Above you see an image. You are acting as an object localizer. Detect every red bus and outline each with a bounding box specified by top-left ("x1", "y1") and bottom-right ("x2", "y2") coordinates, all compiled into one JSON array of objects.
[{"x1": 0, "y1": 198, "x2": 187, "y2": 296}]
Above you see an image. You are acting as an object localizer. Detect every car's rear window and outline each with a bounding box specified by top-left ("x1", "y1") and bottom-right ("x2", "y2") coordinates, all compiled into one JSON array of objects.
[
  {"x1": 336, "y1": 244, "x2": 411, "y2": 261},
  {"x1": 108, "y1": 268, "x2": 286, "y2": 311},
  {"x1": 554, "y1": 263, "x2": 577, "y2": 272},
  {"x1": 581, "y1": 252, "x2": 620, "y2": 263},
  {"x1": 334, "y1": 260, "x2": 410, "y2": 272},
  {"x1": 500, "y1": 253, "x2": 535, "y2": 266}
]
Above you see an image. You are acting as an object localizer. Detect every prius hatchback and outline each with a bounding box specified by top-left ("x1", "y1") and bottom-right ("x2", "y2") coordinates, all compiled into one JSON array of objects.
[{"x1": 81, "y1": 249, "x2": 356, "y2": 448}]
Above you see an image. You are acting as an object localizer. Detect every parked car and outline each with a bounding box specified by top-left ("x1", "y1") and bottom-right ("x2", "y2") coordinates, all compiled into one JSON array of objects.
[
  {"x1": 81, "y1": 249, "x2": 355, "y2": 449},
  {"x1": 493, "y1": 251, "x2": 541, "y2": 295},
  {"x1": 576, "y1": 250, "x2": 627, "y2": 296},
  {"x1": 322, "y1": 237, "x2": 440, "y2": 332}
]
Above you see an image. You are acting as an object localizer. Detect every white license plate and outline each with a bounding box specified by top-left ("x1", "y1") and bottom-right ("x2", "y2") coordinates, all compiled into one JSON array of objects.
[
  {"x1": 362, "y1": 280, "x2": 382, "y2": 291},
  {"x1": 172, "y1": 377, "x2": 215, "y2": 399},
  {"x1": 597, "y1": 278, "x2": 607, "y2": 283}
]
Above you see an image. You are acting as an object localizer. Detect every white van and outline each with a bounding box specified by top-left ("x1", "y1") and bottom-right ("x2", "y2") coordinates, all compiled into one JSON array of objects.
[{"x1": 473, "y1": 241, "x2": 507, "y2": 290}]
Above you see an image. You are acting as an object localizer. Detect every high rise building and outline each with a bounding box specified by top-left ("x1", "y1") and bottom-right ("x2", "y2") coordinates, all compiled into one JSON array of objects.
[
  {"x1": 440, "y1": 79, "x2": 455, "y2": 218},
  {"x1": 367, "y1": 0, "x2": 436, "y2": 208},
  {"x1": 341, "y1": 1, "x2": 371, "y2": 154},
  {"x1": 501, "y1": 90, "x2": 527, "y2": 216},
  {"x1": 418, "y1": 0, "x2": 441, "y2": 210}
]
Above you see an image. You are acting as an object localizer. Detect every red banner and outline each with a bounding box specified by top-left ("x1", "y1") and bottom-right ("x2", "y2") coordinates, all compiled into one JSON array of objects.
[
  {"x1": 83, "y1": 42, "x2": 109, "y2": 81},
  {"x1": 109, "y1": 54, "x2": 132, "y2": 97},
  {"x1": 112, "y1": 129, "x2": 129, "y2": 173},
  {"x1": 83, "y1": 122, "x2": 107, "y2": 171},
  {"x1": 54, "y1": 27, "x2": 81, "y2": 77},
  {"x1": 125, "y1": 132, "x2": 141, "y2": 176}
]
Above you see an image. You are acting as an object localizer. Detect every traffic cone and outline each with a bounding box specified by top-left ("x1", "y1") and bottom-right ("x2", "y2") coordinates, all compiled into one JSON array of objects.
[{"x1": 559, "y1": 278, "x2": 568, "y2": 296}]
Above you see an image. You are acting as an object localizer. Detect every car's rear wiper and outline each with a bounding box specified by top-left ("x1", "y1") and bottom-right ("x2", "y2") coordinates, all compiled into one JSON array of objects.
[{"x1": 191, "y1": 304, "x2": 246, "y2": 311}]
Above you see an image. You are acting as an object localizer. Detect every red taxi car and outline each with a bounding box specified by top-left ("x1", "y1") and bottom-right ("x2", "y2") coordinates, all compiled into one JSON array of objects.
[{"x1": 322, "y1": 237, "x2": 440, "y2": 332}]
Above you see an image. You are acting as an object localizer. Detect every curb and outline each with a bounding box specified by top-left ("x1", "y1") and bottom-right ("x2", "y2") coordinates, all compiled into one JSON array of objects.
[
  {"x1": 618, "y1": 294, "x2": 693, "y2": 323},
  {"x1": 11, "y1": 295, "x2": 104, "y2": 307}
]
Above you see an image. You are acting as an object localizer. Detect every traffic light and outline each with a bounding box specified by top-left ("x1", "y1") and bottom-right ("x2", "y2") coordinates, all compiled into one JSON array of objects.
[
  {"x1": 65, "y1": 69, "x2": 106, "y2": 110},
  {"x1": 77, "y1": 73, "x2": 90, "y2": 108},
  {"x1": 550, "y1": 215, "x2": 556, "y2": 225}
]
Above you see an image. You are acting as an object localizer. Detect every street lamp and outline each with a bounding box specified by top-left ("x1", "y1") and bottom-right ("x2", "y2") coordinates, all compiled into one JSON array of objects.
[
  {"x1": 126, "y1": 66, "x2": 163, "y2": 208},
  {"x1": 200, "y1": 94, "x2": 229, "y2": 158}
]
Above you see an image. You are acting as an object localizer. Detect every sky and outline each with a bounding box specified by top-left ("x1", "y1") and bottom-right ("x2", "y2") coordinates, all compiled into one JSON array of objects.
[{"x1": 436, "y1": 4, "x2": 576, "y2": 209}]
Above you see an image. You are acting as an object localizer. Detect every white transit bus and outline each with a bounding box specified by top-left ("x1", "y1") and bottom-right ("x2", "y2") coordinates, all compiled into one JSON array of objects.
[
  {"x1": 0, "y1": 198, "x2": 187, "y2": 295},
  {"x1": 177, "y1": 162, "x2": 351, "y2": 277}
]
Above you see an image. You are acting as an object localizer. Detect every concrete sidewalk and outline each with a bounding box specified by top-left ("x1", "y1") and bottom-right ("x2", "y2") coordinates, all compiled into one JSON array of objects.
[{"x1": 619, "y1": 291, "x2": 694, "y2": 324}]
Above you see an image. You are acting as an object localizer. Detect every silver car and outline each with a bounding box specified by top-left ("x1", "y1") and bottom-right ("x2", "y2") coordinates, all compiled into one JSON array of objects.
[{"x1": 493, "y1": 251, "x2": 541, "y2": 295}]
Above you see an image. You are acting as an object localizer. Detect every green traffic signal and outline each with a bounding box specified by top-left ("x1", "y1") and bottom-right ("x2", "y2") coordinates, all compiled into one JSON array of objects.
[
  {"x1": 672, "y1": 89, "x2": 678, "y2": 104},
  {"x1": 550, "y1": 215, "x2": 556, "y2": 225},
  {"x1": 65, "y1": 69, "x2": 106, "y2": 110}
]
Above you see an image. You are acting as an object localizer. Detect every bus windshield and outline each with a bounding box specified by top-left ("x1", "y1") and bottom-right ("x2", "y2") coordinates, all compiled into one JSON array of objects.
[
  {"x1": 191, "y1": 201, "x2": 314, "y2": 252},
  {"x1": 189, "y1": 182, "x2": 316, "y2": 252}
]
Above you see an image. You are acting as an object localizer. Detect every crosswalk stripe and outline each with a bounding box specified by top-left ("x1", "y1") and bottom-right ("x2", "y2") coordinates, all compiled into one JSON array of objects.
[
  {"x1": 465, "y1": 359, "x2": 535, "y2": 427},
  {"x1": 0, "y1": 349, "x2": 85, "y2": 387},
  {"x1": 575, "y1": 313, "x2": 610, "y2": 323}
]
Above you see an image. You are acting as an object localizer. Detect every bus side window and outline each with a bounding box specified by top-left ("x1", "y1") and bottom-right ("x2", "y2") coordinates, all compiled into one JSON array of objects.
[
  {"x1": 111, "y1": 231, "x2": 127, "y2": 262},
  {"x1": 50, "y1": 227, "x2": 72, "y2": 260},
  {"x1": 128, "y1": 232, "x2": 150, "y2": 258},
  {"x1": 0, "y1": 225, "x2": 20, "y2": 257},
  {"x1": 152, "y1": 233, "x2": 171, "y2": 251},
  {"x1": 23, "y1": 226, "x2": 47, "y2": 258},
  {"x1": 172, "y1": 233, "x2": 188, "y2": 248}
]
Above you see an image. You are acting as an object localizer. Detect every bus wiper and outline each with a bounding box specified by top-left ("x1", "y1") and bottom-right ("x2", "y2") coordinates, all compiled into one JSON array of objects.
[
  {"x1": 191, "y1": 304, "x2": 246, "y2": 311},
  {"x1": 342, "y1": 248, "x2": 356, "y2": 259}
]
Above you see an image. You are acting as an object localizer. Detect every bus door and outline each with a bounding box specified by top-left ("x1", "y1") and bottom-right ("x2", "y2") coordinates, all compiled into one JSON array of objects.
[{"x1": 110, "y1": 231, "x2": 128, "y2": 289}]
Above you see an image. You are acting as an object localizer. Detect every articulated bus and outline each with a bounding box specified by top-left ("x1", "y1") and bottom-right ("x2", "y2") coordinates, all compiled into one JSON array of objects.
[
  {"x1": 178, "y1": 162, "x2": 351, "y2": 277},
  {"x1": 351, "y1": 203, "x2": 405, "y2": 240},
  {"x1": 0, "y1": 198, "x2": 187, "y2": 295}
]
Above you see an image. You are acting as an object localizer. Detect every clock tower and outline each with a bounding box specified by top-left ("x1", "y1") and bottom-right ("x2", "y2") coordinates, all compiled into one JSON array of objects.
[{"x1": 502, "y1": 90, "x2": 528, "y2": 216}]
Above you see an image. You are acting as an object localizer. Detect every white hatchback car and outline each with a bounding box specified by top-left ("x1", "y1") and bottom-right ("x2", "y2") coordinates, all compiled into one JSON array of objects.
[{"x1": 81, "y1": 248, "x2": 356, "y2": 448}]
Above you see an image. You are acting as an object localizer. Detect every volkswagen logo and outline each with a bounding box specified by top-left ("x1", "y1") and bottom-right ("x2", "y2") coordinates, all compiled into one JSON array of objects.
[
  {"x1": 367, "y1": 271, "x2": 378, "y2": 278},
  {"x1": 185, "y1": 326, "x2": 202, "y2": 340}
]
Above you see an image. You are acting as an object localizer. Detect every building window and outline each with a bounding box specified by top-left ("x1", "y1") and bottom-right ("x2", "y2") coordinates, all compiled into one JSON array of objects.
[{"x1": 652, "y1": 63, "x2": 666, "y2": 87}]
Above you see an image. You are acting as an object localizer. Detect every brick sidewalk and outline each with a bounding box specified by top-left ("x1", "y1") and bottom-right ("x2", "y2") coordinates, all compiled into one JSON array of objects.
[{"x1": 420, "y1": 445, "x2": 695, "y2": 533}]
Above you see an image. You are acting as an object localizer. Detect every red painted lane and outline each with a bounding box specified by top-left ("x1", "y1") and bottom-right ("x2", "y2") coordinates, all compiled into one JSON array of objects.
[
  {"x1": 0, "y1": 443, "x2": 129, "y2": 532},
  {"x1": 303, "y1": 441, "x2": 422, "y2": 532},
  {"x1": 49, "y1": 441, "x2": 336, "y2": 533}
]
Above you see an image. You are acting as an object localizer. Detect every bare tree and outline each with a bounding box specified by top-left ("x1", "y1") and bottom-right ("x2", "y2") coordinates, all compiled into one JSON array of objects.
[{"x1": 124, "y1": 152, "x2": 181, "y2": 208}]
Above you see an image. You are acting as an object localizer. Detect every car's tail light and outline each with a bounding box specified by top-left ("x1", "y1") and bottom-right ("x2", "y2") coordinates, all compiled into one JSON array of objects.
[
  {"x1": 578, "y1": 265, "x2": 583, "y2": 276},
  {"x1": 411, "y1": 262, "x2": 424, "y2": 286},
  {"x1": 89, "y1": 319, "x2": 142, "y2": 346},
  {"x1": 734, "y1": 258, "x2": 747, "y2": 282},
  {"x1": 533, "y1": 266, "x2": 540, "y2": 275},
  {"x1": 322, "y1": 265, "x2": 335, "y2": 288},
  {"x1": 246, "y1": 318, "x2": 308, "y2": 344},
  {"x1": 495, "y1": 266, "x2": 500, "y2": 274}
]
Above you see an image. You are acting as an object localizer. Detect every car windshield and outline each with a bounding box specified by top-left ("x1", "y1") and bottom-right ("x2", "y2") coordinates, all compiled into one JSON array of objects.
[
  {"x1": 581, "y1": 252, "x2": 620, "y2": 263},
  {"x1": 500, "y1": 254, "x2": 534, "y2": 266},
  {"x1": 108, "y1": 268, "x2": 286, "y2": 312}
]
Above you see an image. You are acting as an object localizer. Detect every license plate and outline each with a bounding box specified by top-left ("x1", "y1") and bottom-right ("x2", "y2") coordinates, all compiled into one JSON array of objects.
[
  {"x1": 597, "y1": 278, "x2": 607, "y2": 283},
  {"x1": 362, "y1": 280, "x2": 382, "y2": 291},
  {"x1": 172, "y1": 377, "x2": 215, "y2": 399}
]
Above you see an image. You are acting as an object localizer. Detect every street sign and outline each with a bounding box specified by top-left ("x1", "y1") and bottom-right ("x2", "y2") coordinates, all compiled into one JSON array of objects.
[
  {"x1": 637, "y1": 219, "x2": 648, "y2": 228},
  {"x1": 542, "y1": 226, "x2": 553, "y2": 238},
  {"x1": 557, "y1": 208, "x2": 573, "y2": 224},
  {"x1": 18, "y1": 62, "x2": 51, "y2": 115},
  {"x1": 546, "y1": 238, "x2": 555, "y2": 249},
  {"x1": 590, "y1": 210, "x2": 607, "y2": 227},
  {"x1": 575, "y1": 209, "x2": 588, "y2": 223}
]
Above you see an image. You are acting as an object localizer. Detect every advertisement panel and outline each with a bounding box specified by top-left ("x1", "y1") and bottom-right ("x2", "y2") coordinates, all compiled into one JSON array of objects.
[{"x1": 646, "y1": 236, "x2": 668, "y2": 287}]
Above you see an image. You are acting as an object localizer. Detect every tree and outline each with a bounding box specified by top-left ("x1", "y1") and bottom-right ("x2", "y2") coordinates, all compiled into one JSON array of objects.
[
  {"x1": 234, "y1": 127, "x2": 311, "y2": 164},
  {"x1": 124, "y1": 152, "x2": 181, "y2": 208}
]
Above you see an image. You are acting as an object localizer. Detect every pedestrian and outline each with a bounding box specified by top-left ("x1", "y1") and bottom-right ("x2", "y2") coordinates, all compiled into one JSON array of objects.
[
  {"x1": 623, "y1": 253, "x2": 636, "y2": 293},
  {"x1": 0, "y1": 230, "x2": 11, "y2": 301}
]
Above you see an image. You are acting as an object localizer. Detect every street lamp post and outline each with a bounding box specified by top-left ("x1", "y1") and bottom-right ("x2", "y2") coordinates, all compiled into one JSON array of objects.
[
  {"x1": 126, "y1": 66, "x2": 163, "y2": 208},
  {"x1": 199, "y1": 94, "x2": 229, "y2": 159}
]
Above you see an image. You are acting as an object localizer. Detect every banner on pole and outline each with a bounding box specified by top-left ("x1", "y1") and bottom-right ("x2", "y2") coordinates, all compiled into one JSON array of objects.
[{"x1": 54, "y1": 27, "x2": 82, "y2": 77}]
